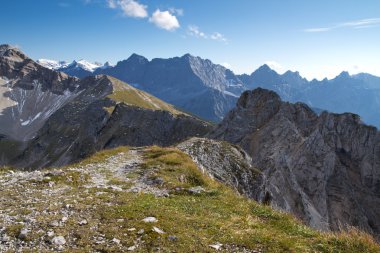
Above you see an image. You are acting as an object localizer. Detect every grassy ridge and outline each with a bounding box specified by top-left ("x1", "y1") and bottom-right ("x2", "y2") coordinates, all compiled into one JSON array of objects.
[
  {"x1": 84, "y1": 146, "x2": 380, "y2": 252},
  {"x1": 107, "y1": 76, "x2": 183, "y2": 115},
  {"x1": 0, "y1": 146, "x2": 378, "y2": 252}
]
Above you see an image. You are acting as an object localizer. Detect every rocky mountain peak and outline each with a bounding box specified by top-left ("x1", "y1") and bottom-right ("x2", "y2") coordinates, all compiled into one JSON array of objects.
[
  {"x1": 210, "y1": 87, "x2": 380, "y2": 237},
  {"x1": 126, "y1": 53, "x2": 149, "y2": 64},
  {"x1": 336, "y1": 71, "x2": 351, "y2": 79},
  {"x1": 0, "y1": 44, "x2": 29, "y2": 63},
  {"x1": 253, "y1": 64, "x2": 275, "y2": 75},
  {"x1": 237, "y1": 88, "x2": 281, "y2": 109}
]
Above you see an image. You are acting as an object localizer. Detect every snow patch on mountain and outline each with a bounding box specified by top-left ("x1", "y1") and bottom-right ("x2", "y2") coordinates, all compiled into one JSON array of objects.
[
  {"x1": 37, "y1": 59, "x2": 113, "y2": 72},
  {"x1": 37, "y1": 59, "x2": 69, "y2": 70}
]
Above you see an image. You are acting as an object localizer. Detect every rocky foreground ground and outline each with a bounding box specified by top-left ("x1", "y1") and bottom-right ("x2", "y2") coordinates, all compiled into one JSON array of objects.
[{"x1": 0, "y1": 145, "x2": 379, "y2": 252}]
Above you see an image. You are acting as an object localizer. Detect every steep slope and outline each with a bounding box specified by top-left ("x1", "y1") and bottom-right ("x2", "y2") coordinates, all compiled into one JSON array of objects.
[
  {"x1": 13, "y1": 75, "x2": 211, "y2": 169},
  {"x1": 94, "y1": 54, "x2": 246, "y2": 121},
  {"x1": 0, "y1": 45, "x2": 80, "y2": 142},
  {"x1": 0, "y1": 45, "x2": 211, "y2": 168},
  {"x1": 209, "y1": 88, "x2": 380, "y2": 238},
  {"x1": 1, "y1": 146, "x2": 378, "y2": 252}
]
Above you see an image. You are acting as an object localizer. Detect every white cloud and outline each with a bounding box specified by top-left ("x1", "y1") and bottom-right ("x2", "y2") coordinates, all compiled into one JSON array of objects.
[
  {"x1": 304, "y1": 27, "x2": 331, "y2": 33},
  {"x1": 107, "y1": 0, "x2": 147, "y2": 18},
  {"x1": 107, "y1": 0, "x2": 117, "y2": 9},
  {"x1": 187, "y1": 25, "x2": 228, "y2": 43},
  {"x1": 265, "y1": 61, "x2": 284, "y2": 73},
  {"x1": 118, "y1": 0, "x2": 147, "y2": 18},
  {"x1": 210, "y1": 32, "x2": 227, "y2": 42},
  {"x1": 149, "y1": 9, "x2": 180, "y2": 31},
  {"x1": 188, "y1": 25, "x2": 207, "y2": 38},
  {"x1": 221, "y1": 62, "x2": 232, "y2": 69},
  {"x1": 304, "y1": 17, "x2": 380, "y2": 32}
]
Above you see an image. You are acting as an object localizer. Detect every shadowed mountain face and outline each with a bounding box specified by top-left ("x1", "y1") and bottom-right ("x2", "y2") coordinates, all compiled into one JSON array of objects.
[
  {"x1": 240, "y1": 67, "x2": 380, "y2": 128},
  {"x1": 0, "y1": 45, "x2": 80, "y2": 142},
  {"x1": 0, "y1": 45, "x2": 211, "y2": 168},
  {"x1": 209, "y1": 88, "x2": 380, "y2": 238},
  {"x1": 94, "y1": 54, "x2": 246, "y2": 122}
]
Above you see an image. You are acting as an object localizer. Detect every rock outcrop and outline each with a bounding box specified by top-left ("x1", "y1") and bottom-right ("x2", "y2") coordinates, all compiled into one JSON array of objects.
[
  {"x1": 209, "y1": 88, "x2": 380, "y2": 237},
  {"x1": 177, "y1": 137, "x2": 262, "y2": 198}
]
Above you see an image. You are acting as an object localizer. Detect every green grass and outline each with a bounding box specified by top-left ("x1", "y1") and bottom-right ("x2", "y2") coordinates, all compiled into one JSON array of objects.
[
  {"x1": 107, "y1": 76, "x2": 183, "y2": 115},
  {"x1": 1, "y1": 145, "x2": 379, "y2": 252},
  {"x1": 66, "y1": 145, "x2": 130, "y2": 167},
  {"x1": 91, "y1": 146, "x2": 379, "y2": 252}
]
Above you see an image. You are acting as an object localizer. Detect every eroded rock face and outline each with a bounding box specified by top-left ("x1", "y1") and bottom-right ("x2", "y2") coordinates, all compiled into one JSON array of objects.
[
  {"x1": 209, "y1": 88, "x2": 380, "y2": 237},
  {"x1": 0, "y1": 45, "x2": 80, "y2": 141},
  {"x1": 177, "y1": 137, "x2": 262, "y2": 198}
]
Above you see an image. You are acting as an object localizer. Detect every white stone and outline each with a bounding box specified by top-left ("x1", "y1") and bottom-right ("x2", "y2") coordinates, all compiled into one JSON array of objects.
[
  {"x1": 52, "y1": 236, "x2": 66, "y2": 246},
  {"x1": 152, "y1": 226, "x2": 165, "y2": 234},
  {"x1": 142, "y1": 217, "x2": 157, "y2": 223}
]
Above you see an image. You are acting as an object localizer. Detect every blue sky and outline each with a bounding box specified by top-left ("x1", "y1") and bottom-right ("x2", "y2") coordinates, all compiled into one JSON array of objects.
[{"x1": 1, "y1": 0, "x2": 380, "y2": 80}]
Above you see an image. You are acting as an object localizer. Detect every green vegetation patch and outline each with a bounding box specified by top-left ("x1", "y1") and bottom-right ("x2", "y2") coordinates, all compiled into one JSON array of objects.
[
  {"x1": 107, "y1": 76, "x2": 182, "y2": 115},
  {"x1": 0, "y1": 145, "x2": 378, "y2": 252}
]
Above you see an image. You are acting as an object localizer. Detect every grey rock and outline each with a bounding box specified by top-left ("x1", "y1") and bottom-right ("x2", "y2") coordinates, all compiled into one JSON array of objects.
[
  {"x1": 187, "y1": 186, "x2": 205, "y2": 194},
  {"x1": 127, "y1": 245, "x2": 137, "y2": 251},
  {"x1": 142, "y1": 217, "x2": 157, "y2": 223},
  {"x1": 210, "y1": 88, "x2": 380, "y2": 238},
  {"x1": 178, "y1": 138, "x2": 262, "y2": 198},
  {"x1": 168, "y1": 235, "x2": 178, "y2": 241},
  {"x1": 49, "y1": 220, "x2": 59, "y2": 227},
  {"x1": 0, "y1": 234, "x2": 10, "y2": 242},
  {"x1": 18, "y1": 228, "x2": 28, "y2": 240},
  {"x1": 111, "y1": 238, "x2": 121, "y2": 244},
  {"x1": 51, "y1": 236, "x2": 66, "y2": 246},
  {"x1": 78, "y1": 219, "x2": 87, "y2": 226}
]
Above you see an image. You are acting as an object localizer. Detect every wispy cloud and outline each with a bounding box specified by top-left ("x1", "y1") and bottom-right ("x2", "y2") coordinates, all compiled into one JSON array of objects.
[
  {"x1": 210, "y1": 32, "x2": 227, "y2": 42},
  {"x1": 107, "y1": 0, "x2": 148, "y2": 18},
  {"x1": 265, "y1": 61, "x2": 284, "y2": 73},
  {"x1": 188, "y1": 25, "x2": 207, "y2": 38},
  {"x1": 304, "y1": 17, "x2": 380, "y2": 32},
  {"x1": 187, "y1": 25, "x2": 228, "y2": 43},
  {"x1": 169, "y1": 8, "x2": 184, "y2": 16},
  {"x1": 149, "y1": 9, "x2": 180, "y2": 31}
]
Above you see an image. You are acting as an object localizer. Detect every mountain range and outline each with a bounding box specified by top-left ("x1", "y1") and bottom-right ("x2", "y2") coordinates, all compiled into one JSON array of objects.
[
  {"x1": 39, "y1": 55, "x2": 380, "y2": 128},
  {"x1": 0, "y1": 45, "x2": 210, "y2": 168},
  {"x1": 1, "y1": 44, "x2": 380, "y2": 243}
]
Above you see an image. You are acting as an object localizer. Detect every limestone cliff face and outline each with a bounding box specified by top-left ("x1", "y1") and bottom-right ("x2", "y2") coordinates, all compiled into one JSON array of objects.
[{"x1": 209, "y1": 88, "x2": 380, "y2": 237}]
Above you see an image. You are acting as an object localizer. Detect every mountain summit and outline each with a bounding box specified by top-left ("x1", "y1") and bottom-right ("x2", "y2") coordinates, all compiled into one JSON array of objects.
[
  {"x1": 210, "y1": 88, "x2": 380, "y2": 237},
  {"x1": 94, "y1": 53, "x2": 247, "y2": 121}
]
